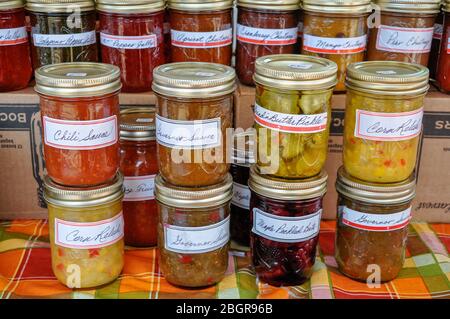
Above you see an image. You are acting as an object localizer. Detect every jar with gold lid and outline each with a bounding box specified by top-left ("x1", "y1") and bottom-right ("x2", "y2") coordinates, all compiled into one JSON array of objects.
[
  {"x1": 343, "y1": 61, "x2": 429, "y2": 183},
  {"x1": 335, "y1": 166, "x2": 416, "y2": 282},
  {"x1": 253, "y1": 54, "x2": 337, "y2": 179},
  {"x1": 301, "y1": 0, "x2": 372, "y2": 92},
  {"x1": 437, "y1": 0, "x2": 450, "y2": 93},
  {"x1": 367, "y1": 0, "x2": 441, "y2": 66},
  {"x1": 44, "y1": 173, "x2": 124, "y2": 288},
  {"x1": 155, "y1": 173, "x2": 233, "y2": 287}
]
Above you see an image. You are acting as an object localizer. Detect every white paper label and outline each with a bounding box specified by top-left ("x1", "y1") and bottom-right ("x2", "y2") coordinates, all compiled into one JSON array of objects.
[
  {"x1": 155, "y1": 114, "x2": 221, "y2": 149},
  {"x1": 43, "y1": 115, "x2": 118, "y2": 150},
  {"x1": 54, "y1": 213, "x2": 124, "y2": 249},
  {"x1": 354, "y1": 108, "x2": 423, "y2": 141},
  {"x1": 303, "y1": 34, "x2": 367, "y2": 54},
  {"x1": 340, "y1": 206, "x2": 411, "y2": 232},
  {"x1": 100, "y1": 33, "x2": 157, "y2": 49},
  {"x1": 32, "y1": 31, "x2": 96, "y2": 48},
  {"x1": 252, "y1": 208, "x2": 321, "y2": 243},
  {"x1": 254, "y1": 103, "x2": 328, "y2": 133},
  {"x1": 236, "y1": 24, "x2": 297, "y2": 45},
  {"x1": 0, "y1": 27, "x2": 28, "y2": 46},
  {"x1": 447, "y1": 36, "x2": 450, "y2": 54},
  {"x1": 171, "y1": 29, "x2": 232, "y2": 48},
  {"x1": 376, "y1": 25, "x2": 433, "y2": 53},
  {"x1": 232, "y1": 182, "x2": 251, "y2": 209},
  {"x1": 298, "y1": 21, "x2": 303, "y2": 38},
  {"x1": 123, "y1": 175, "x2": 156, "y2": 201},
  {"x1": 164, "y1": 216, "x2": 230, "y2": 254},
  {"x1": 433, "y1": 23, "x2": 443, "y2": 40}
]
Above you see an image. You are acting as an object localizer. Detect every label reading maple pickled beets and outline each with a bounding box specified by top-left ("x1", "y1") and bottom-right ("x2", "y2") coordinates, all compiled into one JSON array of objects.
[
  {"x1": 236, "y1": 24, "x2": 297, "y2": 45},
  {"x1": 123, "y1": 175, "x2": 156, "y2": 202},
  {"x1": 43, "y1": 115, "x2": 118, "y2": 150},
  {"x1": 155, "y1": 114, "x2": 221, "y2": 149},
  {"x1": 340, "y1": 206, "x2": 411, "y2": 232},
  {"x1": 254, "y1": 103, "x2": 327, "y2": 133},
  {"x1": 100, "y1": 33, "x2": 157, "y2": 49},
  {"x1": 164, "y1": 216, "x2": 230, "y2": 254},
  {"x1": 232, "y1": 182, "x2": 251, "y2": 209},
  {"x1": 54, "y1": 213, "x2": 124, "y2": 249},
  {"x1": 170, "y1": 29, "x2": 232, "y2": 48},
  {"x1": 376, "y1": 25, "x2": 434, "y2": 53},
  {"x1": 354, "y1": 108, "x2": 423, "y2": 141},
  {"x1": 252, "y1": 208, "x2": 321, "y2": 243},
  {"x1": 0, "y1": 27, "x2": 28, "y2": 46},
  {"x1": 32, "y1": 31, "x2": 96, "y2": 48},
  {"x1": 303, "y1": 34, "x2": 367, "y2": 54}
]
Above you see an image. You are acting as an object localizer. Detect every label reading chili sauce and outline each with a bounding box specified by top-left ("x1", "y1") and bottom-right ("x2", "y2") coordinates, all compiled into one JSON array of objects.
[
  {"x1": 232, "y1": 182, "x2": 251, "y2": 209},
  {"x1": 303, "y1": 34, "x2": 367, "y2": 54},
  {"x1": 376, "y1": 25, "x2": 434, "y2": 53},
  {"x1": 236, "y1": 24, "x2": 297, "y2": 45},
  {"x1": 100, "y1": 33, "x2": 157, "y2": 49},
  {"x1": 170, "y1": 29, "x2": 232, "y2": 48},
  {"x1": 123, "y1": 175, "x2": 156, "y2": 202},
  {"x1": 32, "y1": 31, "x2": 96, "y2": 48},
  {"x1": 0, "y1": 27, "x2": 28, "y2": 46}
]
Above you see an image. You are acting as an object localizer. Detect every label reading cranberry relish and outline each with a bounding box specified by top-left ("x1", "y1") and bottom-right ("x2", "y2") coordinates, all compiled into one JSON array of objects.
[
  {"x1": 170, "y1": 29, "x2": 232, "y2": 48},
  {"x1": 0, "y1": 27, "x2": 28, "y2": 46},
  {"x1": 123, "y1": 175, "x2": 156, "y2": 202},
  {"x1": 236, "y1": 24, "x2": 297, "y2": 45},
  {"x1": 303, "y1": 34, "x2": 367, "y2": 54},
  {"x1": 376, "y1": 25, "x2": 434, "y2": 53},
  {"x1": 100, "y1": 33, "x2": 157, "y2": 49}
]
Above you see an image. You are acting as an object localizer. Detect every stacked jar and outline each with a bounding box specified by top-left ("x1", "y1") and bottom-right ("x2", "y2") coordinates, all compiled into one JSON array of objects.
[
  {"x1": 250, "y1": 54, "x2": 338, "y2": 286},
  {"x1": 437, "y1": 0, "x2": 450, "y2": 93},
  {"x1": 34, "y1": 62, "x2": 125, "y2": 288},
  {"x1": 338, "y1": 61, "x2": 430, "y2": 282},
  {"x1": 152, "y1": 62, "x2": 236, "y2": 287}
]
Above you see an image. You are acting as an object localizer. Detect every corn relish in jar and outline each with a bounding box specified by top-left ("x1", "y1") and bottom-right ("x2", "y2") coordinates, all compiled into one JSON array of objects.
[
  {"x1": 152, "y1": 62, "x2": 235, "y2": 187},
  {"x1": 301, "y1": 0, "x2": 371, "y2": 92},
  {"x1": 335, "y1": 167, "x2": 416, "y2": 282},
  {"x1": 35, "y1": 62, "x2": 121, "y2": 187},
  {"x1": 344, "y1": 61, "x2": 429, "y2": 183},
  {"x1": 155, "y1": 174, "x2": 233, "y2": 288},
  {"x1": 120, "y1": 108, "x2": 158, "y2": 247},
  {"x1": 253, "y1": 54, "x2": 337, "y2": 179},
  {"x1": 168, "y1": 0, "x2": 233, "y2": 65},
  {"x1": 44, "y1": 173, "x2": 124, "y2": 288},
  {"x1": 437, "y1": 1, "x2": 450, "y2": 93}
]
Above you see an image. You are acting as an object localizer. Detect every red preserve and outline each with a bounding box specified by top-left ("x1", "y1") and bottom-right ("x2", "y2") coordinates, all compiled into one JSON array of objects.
[
  {"x1": 0, "y1": 0, "x2": 32, "y2": 91},
  {"x1": 97, "y1": 0, "x2": 165, "y2": 92},
  {"x1": 437, "y1": 2, "x2": 450, "y2": 93},
  {"x1": 248, "y1": 166, "x2": 327, "y2": 286}
]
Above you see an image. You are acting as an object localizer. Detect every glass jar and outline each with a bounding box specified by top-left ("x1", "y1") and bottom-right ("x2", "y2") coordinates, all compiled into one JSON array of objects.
[
  {"x1": 253, "y1": 54, "x2": 337, "y2": 179},
  {"x1": 120, "y1": 108, "x2": 158, "y2": 247},
  {"x1": 155, "y1": 174, "x2": 233, "y2": 288},
  {"x1": 335, "y1": 167, "x2": 415, "y2": 282},
  {"x1": 367, "y1": 0, "x2": 441, "y2": 66},
  {"x1": 248, "y1": 166, "x2": 327, "y2": 286},
  {"x1": 35, "y1": 62, "x2": 121, "y2": 187},
  {"x1": 429, "y1": 9, "x2": 444, "y2": 80},
  {"x1": 235, "y1": 0, "x2": 300, "y2": 86},
  {"x1": 26, "y1": 0, "x2": 98, "y2": 69},
  {"x1": 344, "y1": 61, "x2": 429, "y2": 183},
  {"x1": 44, "y1": 173, "x2": 124, "y2": 288},
  {"x1": 296, "y1": 8, "x2": 304, "y2": 51},
  {"x1": 437, "y1": 2, "x2": 450, "y2": 93},
  {"x1": 168, "y1": 0, "x2": 233, "y2": 65},
  {"x1": 97, "y1": 0, "x2": 166, "y2": 93},
  {"x1": 0, "y1": 0, "x2": 33, "y2": 92},
  {"x1": 152, "y1": 62, "x2": 235, "y2": 187},
  {"x1": 302, "y1": 0, "x2": 371, "y2": 92}
]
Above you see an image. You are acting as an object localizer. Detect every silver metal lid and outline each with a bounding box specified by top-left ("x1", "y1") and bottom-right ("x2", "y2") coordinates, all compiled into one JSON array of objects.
[
  {"x1": 120, "y1": 107, "x2": 156, "y2": 142},
  {"x1": 96, "y1": 0, "x2": 165, "y2": 13},
  {"x1": 0, "y1": 0, "x2": 24, "y2": 10},
  {"x1": 26, "y1": 0, "x2": 95, "y2": 13},
  {"x1": 374, "y1": 0, "x2": 441, "y2": 13}
]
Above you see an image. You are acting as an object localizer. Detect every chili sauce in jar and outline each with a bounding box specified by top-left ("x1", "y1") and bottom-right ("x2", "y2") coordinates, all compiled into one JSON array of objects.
[
  {"x1": 155, "y1": 174, "x2": 233, "y2": 288},
  {"x1": 343, "y1": 61, "x2": 429, "y2": 183},
  {"x1": 152, "y1": 62, "x2": 235, "y2": 187},
  {"x1": 301, "y1": 0, "x2": 372, "y2": 92},
  {"x1": 167, "y1": 0, "x2": 233, "y2": 65},
  {"x1": 248, "y1": 166, "x2": 327, "y2": 286},
  {"x1": 0, "y1": 0, "x2": 33, "y2": 92},
  {"x1": 97, "y1": 0, "x2": 166, "y2": 93},
  {"x1": 437, "y1": 1, "x2": 450, "y2": 93},
  {"x1": 35, "y1": 62, "x2": 121, "y2": 187},
  {"x1": 44, "y1": 173, "x2": 125, "y2": 288},
  {"x1": 235, "y1": 0, "x2": 300, "y2": 86},
  {"x1": 335, "y1": 167, "x2": 416, "y2": 282},
  {"x1": 120, "y1": 108, "x2": 158, "y2": 247}
]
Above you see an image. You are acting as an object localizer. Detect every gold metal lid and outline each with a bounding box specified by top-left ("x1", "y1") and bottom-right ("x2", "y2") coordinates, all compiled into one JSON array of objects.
[
  {"x1": 248, "y1": 166, "x2": 328, "y2": 201},
  {"x1": 167, "y1": 0, "x2": 233, "y2": 11},
  {"x1": 0, "y1": 0, "x2": 24, "y2": 10},
  {"x1": 26, "y1": 0, "x2": 95, "y2": 13},
  {"x1": 96, "y1": 0, "x2": 165, "y2": 13},
  {"x1": 231, "y1": 130, "x2": 256, "y2": 166},
  {"x1": 346, "y1": 61, "x2": 430, "y2": 95},
  {"x1": 44, "y1": 173, "x2": 124, "y2": 208},
  {"x1": 120, "y1": 107, "x2": 156, "y2": 142},
  {"x1": 152, "y1": 62, "x2": 236, "y2": 99},
  {"x1": 336, "y1": 167, "x2": 416, "y2": 205},
  {"x1": 374, "y1": 0, "x2": 441, "y2": 13},
  {"x1": 35, "y1": 62, "x2": 122, "y2": 98},
  {"x1": 155, "y1": 174, "x2": 233, "y2": 208},
  {"x1": 254, "y1": 54, "x2": 338, "y2": 91},
  {"x1": 444, "y1": 0, "x2": 450, "y2": 12},
  {"x1": 302, "y1": 0, "x2": 373, "y2": 14},
  {"x1": 237, "y1": 0, "x2": 301, "y2": 11}
]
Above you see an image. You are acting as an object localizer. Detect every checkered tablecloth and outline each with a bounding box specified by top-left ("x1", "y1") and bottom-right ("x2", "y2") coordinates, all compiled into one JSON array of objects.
[{"x1": 0, "y1": 219, "x2": 449, "y2": 299}]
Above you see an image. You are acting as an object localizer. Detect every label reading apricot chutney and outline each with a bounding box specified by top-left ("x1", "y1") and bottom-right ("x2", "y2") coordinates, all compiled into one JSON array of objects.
[{"x1": 171, "y1": 29, "x2": 232, "y2": 48}]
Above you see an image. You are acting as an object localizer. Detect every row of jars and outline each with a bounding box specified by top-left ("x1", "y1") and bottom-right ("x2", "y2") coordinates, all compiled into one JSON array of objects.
[{"x1": 2, "y1": 0, "x2": 450, "y2": 93}]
